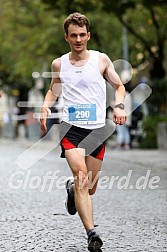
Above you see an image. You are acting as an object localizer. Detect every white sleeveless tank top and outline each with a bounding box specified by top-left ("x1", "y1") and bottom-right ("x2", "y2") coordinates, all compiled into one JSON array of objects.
[{"x1": 59, "y1": 50, "x2": 106, "y2": 129}]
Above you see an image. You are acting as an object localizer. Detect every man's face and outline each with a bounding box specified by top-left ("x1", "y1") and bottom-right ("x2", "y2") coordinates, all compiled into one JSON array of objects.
[{"x1": 65, "y1": 24, "x2": 90, "y2": 52}]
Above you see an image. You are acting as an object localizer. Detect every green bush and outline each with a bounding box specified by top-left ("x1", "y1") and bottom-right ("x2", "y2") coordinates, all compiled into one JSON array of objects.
[{"x1": 140, "y1": 115, "x2": 167, "y2": 149}]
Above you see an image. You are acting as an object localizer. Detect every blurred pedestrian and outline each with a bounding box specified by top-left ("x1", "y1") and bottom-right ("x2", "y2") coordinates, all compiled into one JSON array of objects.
[
  {"x1": 40, "y1": 12, "x2": 126, "y2": 251},
  {"x1": 0, "y1": 89, "x2": 10, "y2": 138},
  {"x1": 116, "y1": 88, "x2": 132, "y2": 149}
]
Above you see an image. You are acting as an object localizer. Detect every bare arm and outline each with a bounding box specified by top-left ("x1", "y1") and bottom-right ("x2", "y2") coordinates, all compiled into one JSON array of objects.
[
  {"x1": 101, "y1": 53, "x2": 126, "y2": 125},
  {"x1": 40, "y1": 58, "x2": 62, "y2": 135}
]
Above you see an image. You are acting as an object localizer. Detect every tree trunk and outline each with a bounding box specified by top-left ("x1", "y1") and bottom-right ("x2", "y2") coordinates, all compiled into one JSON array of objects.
[
  {"x1": 149, "y1": 39, "x2": 166, "y2": 80},
  {"x1": 150, "y1": 57, "x2": 166, "y2": 80}
]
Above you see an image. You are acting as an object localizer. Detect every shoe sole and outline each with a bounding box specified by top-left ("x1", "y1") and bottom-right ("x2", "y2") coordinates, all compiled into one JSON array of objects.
[
  {"x1": 88, "y1": 236, "x2": 103, "y2": 252},
  {"x1": 65, "y1": 196, "x2": 76, "y2": 215},
  {"x1": 65, "y1": 179, "x2": 77, "y2": 215}
]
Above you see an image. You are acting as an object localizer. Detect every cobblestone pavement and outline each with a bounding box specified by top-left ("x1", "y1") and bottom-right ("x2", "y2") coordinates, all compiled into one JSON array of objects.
[{"x1": 0, "y1": 139, "x2": 167, "y2": 252}]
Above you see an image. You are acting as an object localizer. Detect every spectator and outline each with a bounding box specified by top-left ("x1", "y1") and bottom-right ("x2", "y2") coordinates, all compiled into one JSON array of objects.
[{"x1": 116, "y1": 84, "x2": 132, "y2": 150}]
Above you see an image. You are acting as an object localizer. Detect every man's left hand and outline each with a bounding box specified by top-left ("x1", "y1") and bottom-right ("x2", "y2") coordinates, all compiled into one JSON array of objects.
[{"x1": 113, "y1": 108, "x2": 127, "y2": 125}]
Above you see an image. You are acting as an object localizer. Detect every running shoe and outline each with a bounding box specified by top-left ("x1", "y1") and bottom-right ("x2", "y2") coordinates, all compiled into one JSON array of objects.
[
  {"x1": 88, "y1": 233, "x2": 103, "y2": 252},
  {"x1": 65, "y1": 178, "x2": 77, "y2": 215}
]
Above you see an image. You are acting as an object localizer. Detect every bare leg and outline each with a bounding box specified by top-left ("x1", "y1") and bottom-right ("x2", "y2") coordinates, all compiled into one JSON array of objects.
[
  {"x1": 85, "y1": 155, "x2": 102, "y2": 195},
  {"x1": 65, "y1": 148, "x2": 94, "y2": 231}
]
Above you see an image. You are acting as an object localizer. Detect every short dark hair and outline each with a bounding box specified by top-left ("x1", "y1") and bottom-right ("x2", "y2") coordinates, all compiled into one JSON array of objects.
[{"x1": 64, "y1": 12, "x2": 90, "y2": 35}]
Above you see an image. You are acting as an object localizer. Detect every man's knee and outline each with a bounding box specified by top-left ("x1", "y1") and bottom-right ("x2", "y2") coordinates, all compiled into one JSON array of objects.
[{"x1": 75, "y1": 170, "x2": 89, "y2": 190}]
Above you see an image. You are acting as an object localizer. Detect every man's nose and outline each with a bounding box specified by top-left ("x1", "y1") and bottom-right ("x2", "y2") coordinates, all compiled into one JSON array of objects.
[{"x1": 76, "y1": 35, "x2": 81, "y2": 42}]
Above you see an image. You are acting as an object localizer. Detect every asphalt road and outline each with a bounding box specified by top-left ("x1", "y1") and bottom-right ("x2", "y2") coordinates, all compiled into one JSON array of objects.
[{"x1": 0, "y1": 139, "x2": 167, "y2": 252}]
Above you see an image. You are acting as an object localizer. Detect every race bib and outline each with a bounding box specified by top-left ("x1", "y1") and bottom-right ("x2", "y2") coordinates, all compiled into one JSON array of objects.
[{"x1": 68, "y1": 104, "x2": 97, "y2": 124}]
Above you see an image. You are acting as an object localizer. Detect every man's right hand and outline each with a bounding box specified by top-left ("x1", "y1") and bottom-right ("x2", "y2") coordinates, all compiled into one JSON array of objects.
[{"x1": 40, "y1": 107, "x2": 51, "y2": 136}]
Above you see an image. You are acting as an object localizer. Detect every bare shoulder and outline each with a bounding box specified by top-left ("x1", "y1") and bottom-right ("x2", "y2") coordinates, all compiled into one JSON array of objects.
[
  {"x1": 52, "y1": 58, "x2": 61, "y2": 72},
  {"x1": 99, "y1": 52, "x2": 113, "y2": 68},
  {"x1": 98, "y1": 52, "x2": 114, "y2": 75},
  {"x1": 99, "y1": 52, "x2": 109, "y2": 62}
]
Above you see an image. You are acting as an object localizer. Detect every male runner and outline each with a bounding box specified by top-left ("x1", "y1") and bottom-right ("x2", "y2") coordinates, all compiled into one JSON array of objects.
[{"x1": 40, "y1": 12, "x2": 126, "y2": 252}]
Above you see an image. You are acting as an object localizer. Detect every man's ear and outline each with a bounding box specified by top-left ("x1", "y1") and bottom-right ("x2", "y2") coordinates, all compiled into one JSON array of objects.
[
  {"x1": 87, "y1": 32, "x2": 90, "y2": 41},
  {"x1": 64, "y1": 34, "x2": 68, "y2": 42}
]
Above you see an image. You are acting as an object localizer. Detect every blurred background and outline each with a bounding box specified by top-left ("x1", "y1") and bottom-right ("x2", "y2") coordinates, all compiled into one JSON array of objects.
[{"x1": 0, "y1": 0, "x2": 167, "y2": 149}]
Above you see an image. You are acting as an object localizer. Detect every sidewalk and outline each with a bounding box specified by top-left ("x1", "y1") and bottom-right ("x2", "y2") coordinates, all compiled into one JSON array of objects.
[{"x1": 0, "y1": 139, "x2": 166, "y2": 252}]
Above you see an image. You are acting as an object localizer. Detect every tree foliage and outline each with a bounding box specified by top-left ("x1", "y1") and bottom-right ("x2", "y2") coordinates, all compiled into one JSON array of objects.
[
  {"x1": 102, "y1": 0, "x2": 167, "y2": 79},
  {"x1": 0, "y1": 0, "x2": 167, "y2": 91},
  {"x1": 41, "y1": 0, "x2": 167, "y2": 80},
  {"x1": 0, "y1": 0, "x2": 122, "y2": 88},
  {"x1": 0, "y1": 0, "x2": 60, "y2": 88}
]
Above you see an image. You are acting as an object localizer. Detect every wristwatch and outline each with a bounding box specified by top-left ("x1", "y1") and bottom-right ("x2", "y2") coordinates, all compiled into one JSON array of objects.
[{"x1": 114, "y1": 103, "x2": 125, "y2": 109}]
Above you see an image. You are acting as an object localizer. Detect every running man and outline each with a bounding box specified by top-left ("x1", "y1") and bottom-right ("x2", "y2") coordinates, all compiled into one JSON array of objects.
[{"x1": 40, "y1": 12, "x2": 126, "y2": 252}]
